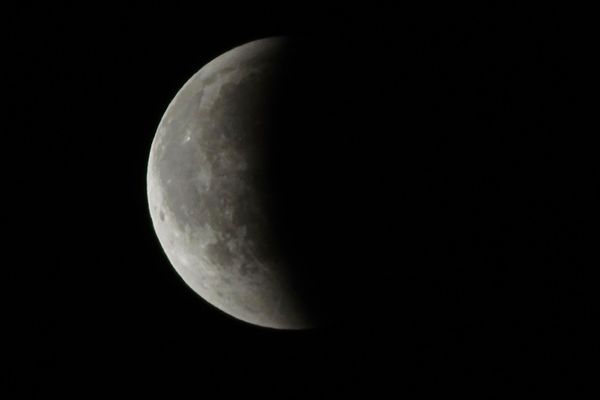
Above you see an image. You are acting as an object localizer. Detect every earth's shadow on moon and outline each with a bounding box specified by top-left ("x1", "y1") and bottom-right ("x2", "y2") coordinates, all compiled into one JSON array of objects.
[
  {"x1": 261, "y1": 36, "x2": 497, "y2": 330},
  {"x1": 261, "y1": 38, "x2": 393, "y2": 328}
]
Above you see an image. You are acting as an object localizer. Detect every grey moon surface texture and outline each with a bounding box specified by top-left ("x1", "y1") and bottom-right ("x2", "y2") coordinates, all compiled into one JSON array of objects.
[{"x1": 147, "y1": 37, "x2": 311, "y2": 329}]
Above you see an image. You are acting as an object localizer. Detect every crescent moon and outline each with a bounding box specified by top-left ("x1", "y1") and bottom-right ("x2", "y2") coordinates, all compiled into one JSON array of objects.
[{"x1": 147, "y1": 37, "x2": 311, "y2": 329}]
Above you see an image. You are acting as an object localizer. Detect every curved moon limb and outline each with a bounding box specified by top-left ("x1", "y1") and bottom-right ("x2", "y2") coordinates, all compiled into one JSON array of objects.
[{"x1": 147, "y1": 37, "x2": 310, "y2": 329}]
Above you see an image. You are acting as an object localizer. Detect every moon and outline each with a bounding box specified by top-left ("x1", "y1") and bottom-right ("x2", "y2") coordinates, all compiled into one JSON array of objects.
[{"x1": 147, "y1": 37, "x2": 311, "y2": 329}]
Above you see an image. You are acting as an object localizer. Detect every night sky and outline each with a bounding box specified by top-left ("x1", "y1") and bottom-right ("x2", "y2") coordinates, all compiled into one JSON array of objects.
[{"x1": 7, "y1": 4, "x2": 595, "y2": 397}]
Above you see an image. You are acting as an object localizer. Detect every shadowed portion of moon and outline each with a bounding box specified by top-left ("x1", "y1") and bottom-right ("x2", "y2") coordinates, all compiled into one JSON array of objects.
[{"x1": 147, "y1": 38, "x2": 313, "y2": 329}]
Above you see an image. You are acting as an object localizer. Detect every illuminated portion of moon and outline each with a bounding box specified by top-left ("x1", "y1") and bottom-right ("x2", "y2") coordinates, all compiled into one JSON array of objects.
[{"x1": 147, "y1": 37, "x2": 309, "y2": 329}]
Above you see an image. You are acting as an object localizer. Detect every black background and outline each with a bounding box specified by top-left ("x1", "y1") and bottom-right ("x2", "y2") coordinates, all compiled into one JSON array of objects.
[{"x1": 6, "y1": 3, "x2": 596, "y2": 398}]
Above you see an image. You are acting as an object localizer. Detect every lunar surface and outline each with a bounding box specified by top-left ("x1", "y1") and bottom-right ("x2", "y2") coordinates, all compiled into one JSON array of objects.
[{"x1": 147, "y1": 37, "x2": 310, "y2": 329}]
